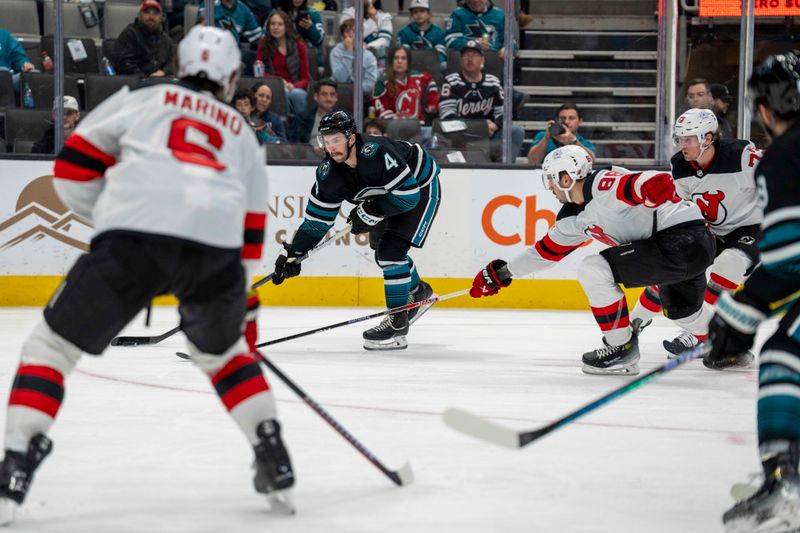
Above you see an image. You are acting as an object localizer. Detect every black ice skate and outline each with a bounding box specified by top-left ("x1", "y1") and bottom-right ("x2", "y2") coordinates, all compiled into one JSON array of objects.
[
  {"x1": 407, "y1": 280, "x2": 436, "y2": 325},
  {"x1": 363, "y1": 311, "x2": 409, "y2": 351},
  {"x1": 582, "y1": 335, "x2": 640, "y2": 375},
  {"x1": 703, "y1": 347, "x2": 755, "y2": 370},
  {"x1": 0, "y1": 434, "x2": 53, "y2": 526},
  {"x1": 663, "y1": 330, "x2": 701, "y2": 359},
  {"x1": 253, "y1": 420, "x2": 295, "y2": 514},
  {"x1": 723, "y1": 446, "x2": 800, "y2": 533}
]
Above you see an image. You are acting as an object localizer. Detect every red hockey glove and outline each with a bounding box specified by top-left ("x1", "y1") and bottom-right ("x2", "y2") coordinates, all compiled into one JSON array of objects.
[
  {"x1": 640, "y1": 172, "x2": 677, "y2": 207},
  {"x1": 470, "y1": 259, "x2": 513, "y2": 298}
]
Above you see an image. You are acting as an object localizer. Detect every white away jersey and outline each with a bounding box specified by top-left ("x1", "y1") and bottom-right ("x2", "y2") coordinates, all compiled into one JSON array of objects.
[
  {"x1": 508, "y1": 168, "x2": 705, "y2": 277},
  {"x1": 53, "y1": 80, "x2": 268, "y2": 254},
  {"x1": 671, "y1": 139, "x2": 764, "y2": 236}
]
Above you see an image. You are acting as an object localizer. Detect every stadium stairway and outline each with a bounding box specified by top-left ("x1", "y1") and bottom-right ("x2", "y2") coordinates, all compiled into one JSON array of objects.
[{"x1": 516, "y1": 0, "x2": 659, "y2": 166}]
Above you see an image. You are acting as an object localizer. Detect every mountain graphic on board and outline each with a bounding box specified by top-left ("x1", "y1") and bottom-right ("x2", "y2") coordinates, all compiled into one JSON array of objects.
[{"x1": 0, "y1": 176, "x2": 92, "y2": 252}]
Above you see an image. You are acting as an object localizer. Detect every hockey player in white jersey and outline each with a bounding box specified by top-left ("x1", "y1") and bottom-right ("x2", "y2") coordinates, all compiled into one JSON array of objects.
[
  {"x1": 0, "y1": 26, "x2": 294, "y2": 524},
  {"x1": 630, "y1": 108, "x2": 763, "y2": 362},
  {"x1": 469, "y1": 145, "x2": 715, "y2": 375}
]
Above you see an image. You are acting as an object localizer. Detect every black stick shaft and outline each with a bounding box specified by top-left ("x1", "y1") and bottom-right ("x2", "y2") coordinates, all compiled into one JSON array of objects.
[
  {"x1": 255, "y1": 351, "x2": 403, "y2": 486},
  {"x1": 255, "y1": 289, "x2": 470, "y2": 349}
]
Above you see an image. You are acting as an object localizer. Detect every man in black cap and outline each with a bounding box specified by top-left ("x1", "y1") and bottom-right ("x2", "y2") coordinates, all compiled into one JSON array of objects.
[{"x1": 710, "y1": 83, "x2": 736, "y2": 139}]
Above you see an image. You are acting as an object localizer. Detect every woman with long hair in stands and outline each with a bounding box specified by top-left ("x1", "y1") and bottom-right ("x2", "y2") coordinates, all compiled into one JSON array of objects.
[
  {"x1": 372, "y1": 46, "x2": 438, "y2": 123},
  {"x1": 256, "y1": 9, "x2": 311, "y2": 116}
]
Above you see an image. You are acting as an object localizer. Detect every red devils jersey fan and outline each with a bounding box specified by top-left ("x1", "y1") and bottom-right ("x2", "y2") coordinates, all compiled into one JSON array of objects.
[
  {"x1": 0, "y1": 26, "x2": 296, "y2": 524},
  {"x1": 631, "y1": 108, "x2": 764, "y2": 358},
  {"x1": 469, "y1": 145, "x2": 715, "y2": 376}
]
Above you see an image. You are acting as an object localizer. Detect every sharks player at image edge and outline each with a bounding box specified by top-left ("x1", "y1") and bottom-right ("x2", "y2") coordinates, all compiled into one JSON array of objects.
[
  {"x1": 272, "y1": 110, "x2": 441, "y2": 350},
  {"x1": 0, "y1": 26, "x2": 296, "y2": 523},
  {"x1": 707, "y1": 50, "x2": 800, "y2": 532}
]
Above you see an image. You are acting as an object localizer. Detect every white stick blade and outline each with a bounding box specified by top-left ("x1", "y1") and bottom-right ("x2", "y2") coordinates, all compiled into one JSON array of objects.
[
  {"x1": 395, "y1": 461, "x2": 415, "y2": 486},
  {"x1": 442, "y1": 408, "x2": 520, "y2": 449}
]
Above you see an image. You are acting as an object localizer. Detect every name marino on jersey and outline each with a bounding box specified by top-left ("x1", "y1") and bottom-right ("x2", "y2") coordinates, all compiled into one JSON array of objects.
[{"x1": 164, "y1": 89, "x2": 245, "y2": 136}]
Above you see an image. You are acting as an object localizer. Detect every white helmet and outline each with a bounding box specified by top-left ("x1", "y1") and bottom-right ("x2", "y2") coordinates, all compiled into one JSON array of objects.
[
  {"x1": 541, "y1": 145, "x2": 593, "y2": 202},
  {"x1": 673, "y1": 108, "x2": 718, "y2": 145},
  {"x1": 178, "y1": 26, "x2": 242, "y2": 102}
]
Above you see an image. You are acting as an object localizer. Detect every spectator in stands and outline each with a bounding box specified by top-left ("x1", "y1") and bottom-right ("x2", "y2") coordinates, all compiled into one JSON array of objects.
[
  {"x1": 242, "y1": 0, "x2": 274, "y2": 25},
  {"x1": 252, "y1": 82, "x2": 288, "y2": 142},
  {"x1": 32, "y1": 96, "x2": 80, "y2": 155},
  {"x1": 527, "y1": 103, "x2": 595, "y2": 165},
  {"x1": 278, "y1": 0, "x2": 325, "y2": 66},
  {"x1": 233, "y1": 89, "x2": 279, "y2": 144},
  {"x1": 112, "y1": 0, "x2": 176, "y2": 78},
  {"x1": 710, "y1": 83, "x2": 736, "y2": 139},
  {"x1": 364, "y1": 120, "x2": 387, "y2": 136},
  {"x1": 257, "y1": 10, "x2": 311, "y2": 116},
  {"x1": 440, "y1": 41, "x2": 522, "y2": 159},
  {"x1": 445, "y1": 0, "x2": 506, "y2": 58},
  {"x1": 198, "y1": 0, "x2": 264, "y2": 70},
  {"x1": 397, "y1": 0, "x2": 447, "y2": 72},
  {"x1": 684, "y1": 78, "x2": 714, "y2": 111},
  {"x1": 330, "y1": 19, "x2": 379, "y2": 94},
  {"x1": 0, "y1": 27, "x2": 34, "y2": 93},
  {"x1": 372, "y1": 46, "x2": 438, "y2": 123},
  {"x1": 288, "y1": 79, "x2": 339, "y2": 150},
  {"x1": 340, "y1": 0, "x2": 393, "y2": 63}
]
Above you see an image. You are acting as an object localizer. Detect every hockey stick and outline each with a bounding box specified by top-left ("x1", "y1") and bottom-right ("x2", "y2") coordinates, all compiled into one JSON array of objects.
[
  {"x1": 443, "y1": 343, "x2": 712, "y2": 449},
  {"x1": 255, "y1": 350, "x2": 414, "y2": 487},
  {"x1": 110, "y1": 225, "x2": 353, "y2": 347},
  {"x1": 174, "y1": 288, "x2": 471, "y2": 359}
]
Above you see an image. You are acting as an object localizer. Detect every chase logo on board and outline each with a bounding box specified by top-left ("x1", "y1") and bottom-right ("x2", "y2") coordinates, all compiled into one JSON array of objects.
[{"x1": 361, "y1": 142, "x2": 379, "y2": 158}]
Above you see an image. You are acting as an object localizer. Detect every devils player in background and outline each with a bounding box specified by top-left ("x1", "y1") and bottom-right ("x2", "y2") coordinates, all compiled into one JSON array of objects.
[
  {"x1": 630, "y1": 108, "x2": 763, "y2": 361},
  {"x1": 469, "y1": 145, "x2": 715, "y2": 376},
  {"x1": 0, "y1": 26, "x2": 295, "y2": 524},
  {"x1": 272, "y1": 110, "x2": 441, "y2": 351},
  {"x1": 708, "y1": 51, "x2": 800, "y2": 532}
]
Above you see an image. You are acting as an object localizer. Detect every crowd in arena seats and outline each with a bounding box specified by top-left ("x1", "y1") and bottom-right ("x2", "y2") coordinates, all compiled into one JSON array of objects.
[
  {"x1": 683, "y1": 77, "x2": 736, "y2": 140},
  {"x1": 0, "y1": 0, "x2": 528, "y2": 161}
]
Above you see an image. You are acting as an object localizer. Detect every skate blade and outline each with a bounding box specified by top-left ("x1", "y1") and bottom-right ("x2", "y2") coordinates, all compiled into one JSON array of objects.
[
  {"x1": 266, "y1": 489, "x2": 296, "y2": 515},
  {"x1": 582, "y1": 363, "x2": 640, "y2": 376},
  {"x1": 364, "y1": 336, "x2": 408, "y2": 351},
  {"x1": 0, "y1": 498, "x2": 16, "y2": 526}
]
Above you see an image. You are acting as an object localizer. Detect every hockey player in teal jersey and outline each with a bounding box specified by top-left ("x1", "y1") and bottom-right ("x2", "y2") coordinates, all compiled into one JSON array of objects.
[
  {"x1": 444, "y1": 0, "x2": 506, "y2": 56},
  {"x1": 707, "y1": 51, "x2": 800, "y2": 532},
  {"x1": 271, "y1": 111, "x2": 442, "y2": 350}
]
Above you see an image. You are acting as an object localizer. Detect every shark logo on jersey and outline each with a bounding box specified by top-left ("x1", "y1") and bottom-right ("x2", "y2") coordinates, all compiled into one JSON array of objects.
[
  {"x1": 318, "y1": 160, "x2": 331, "y2": 181},
  {"x1": 692, "y1": 190, "x2": 728, "y2": 226},
  {"x1": 361, "y1": 142, "x2": 379, "y2": 158}
]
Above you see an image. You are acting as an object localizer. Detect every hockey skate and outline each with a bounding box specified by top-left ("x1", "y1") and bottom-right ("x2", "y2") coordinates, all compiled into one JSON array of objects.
[
  {"x1": 723, "y1": 448, "x2": 800, "y2": 533},
  {"x1": 631, "y1": 317, "x2": 651, "y2": 337},
  {"x1": 253, "y1": 420, "x2": 295, "y2": 515},
  {"x1": 703, "y1": 349, "x2": 755, "y2": 370},
  {"x1": 0, "y1": 434, "x2": 52, "y2": 526},
  {"x1": 407, "y1": 280, "x2": 436, "y2": 326},
  {"x1": 582, "y1": 334, "x2": 640, "y2": 375},
  {"x1": 363, "y1": 311, "x2": 409, "y2": 351},
  {"x1": 663, "y1": 330, "x2": 700, "y2": 358}
]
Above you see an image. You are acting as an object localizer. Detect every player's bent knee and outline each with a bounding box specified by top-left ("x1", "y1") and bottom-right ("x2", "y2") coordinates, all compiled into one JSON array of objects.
[
  {"x1": 21, "y1": 321, "x2": 82, "y2": 375},
  {"x1": 189, "y1": 337, "x2": 249, "y2": 373},
  {"x1": 577, "y1": 255, "x2": 615, "y2": 288},
  {"x1": 375, "y1": 234, "x2": 411, "y2": 264},
  {"x1": 712, "y1": 248, "x2": 752, "y2": 285}
]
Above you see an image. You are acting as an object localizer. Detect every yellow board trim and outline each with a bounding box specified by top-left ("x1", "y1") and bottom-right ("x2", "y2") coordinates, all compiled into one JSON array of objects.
[{"x1": 0, "y1": 276, "x2": 644, "y2": 310}]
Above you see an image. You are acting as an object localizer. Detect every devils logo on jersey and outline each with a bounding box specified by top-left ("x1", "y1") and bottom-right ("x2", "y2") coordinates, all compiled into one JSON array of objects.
[
  {"x1": 585, "y1": 224, "x2": 618, "y2": 246},
  {"x1": 692, "y1": 190, "x2": 728, "y2": 226},
  {"x1": 395, "y1": 89, "x2": 422, "y2": 119}
]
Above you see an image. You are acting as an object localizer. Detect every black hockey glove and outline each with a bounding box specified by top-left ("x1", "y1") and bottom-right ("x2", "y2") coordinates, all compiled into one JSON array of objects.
[
  {"x1": 706, "y1": 291, "x2": 766, "y2": 369},
  {"x1": 348, "y1": 203, "x2": 385, "y2": 235},
  {"x1": 273, "y1": 242, "x2": 304, "y2": 285}
]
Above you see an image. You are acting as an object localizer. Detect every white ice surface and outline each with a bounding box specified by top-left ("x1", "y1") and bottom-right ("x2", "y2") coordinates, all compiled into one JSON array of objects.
[{"x1": 0, "y1": 306, "x2": 770, "y2": 533}]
